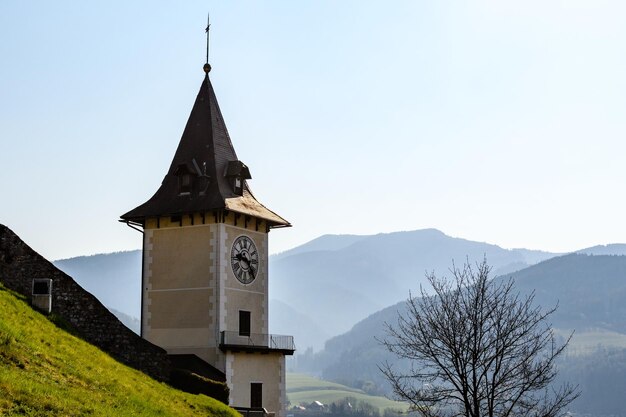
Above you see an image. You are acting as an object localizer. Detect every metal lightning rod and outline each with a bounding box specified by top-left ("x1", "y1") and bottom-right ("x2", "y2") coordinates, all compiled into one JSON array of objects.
[{"x1": 205, "y1": 13, "x2": 210, "y2": 64}]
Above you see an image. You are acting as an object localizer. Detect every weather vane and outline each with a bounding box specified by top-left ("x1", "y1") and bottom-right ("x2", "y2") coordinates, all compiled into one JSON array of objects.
[{"x1": 203, "y1": 13, "x2": 211, "y2": 73}]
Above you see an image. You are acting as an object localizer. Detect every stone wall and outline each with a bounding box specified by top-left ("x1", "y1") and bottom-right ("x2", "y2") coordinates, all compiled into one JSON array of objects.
[{"x1": 0, "y1": 224, "x2": 170, "y2": 381}]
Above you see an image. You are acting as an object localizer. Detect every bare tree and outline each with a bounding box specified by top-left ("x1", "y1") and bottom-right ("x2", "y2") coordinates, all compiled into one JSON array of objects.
[{"x1": 379, "y1": 259, "x2": 579, "y2": 417}]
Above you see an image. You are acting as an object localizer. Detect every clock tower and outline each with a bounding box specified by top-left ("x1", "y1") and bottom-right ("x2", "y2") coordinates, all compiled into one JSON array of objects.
[{"x1": 121, "y1": 58, "x2": 294, "y2": 416}]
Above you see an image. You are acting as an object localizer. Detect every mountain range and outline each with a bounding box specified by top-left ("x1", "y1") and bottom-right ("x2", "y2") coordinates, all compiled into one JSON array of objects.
[
  {"x1": 301, "y1": 253, "x2": 626, "y2": 416},
  {"x1": 269, "y1": 229, "x2": 561, "y2": 349},
  {"x1": 54, "y1": 250, "x2": 142, "y2": 319},
  {"x1": 54, "y1": 229, "x2": 561, "y2": 350},
  {"x1": 54, "y1": 229, "x2": 626, "y2": 352}
]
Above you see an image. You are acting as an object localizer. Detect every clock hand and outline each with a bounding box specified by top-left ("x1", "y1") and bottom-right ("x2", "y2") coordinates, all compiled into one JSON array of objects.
[{"x1": 235, "y1": 253, "x2": 252, "y2": 270}]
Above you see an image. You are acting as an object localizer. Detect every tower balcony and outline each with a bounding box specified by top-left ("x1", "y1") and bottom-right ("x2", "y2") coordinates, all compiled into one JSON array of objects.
[{"x1": 219, "y1": 331, "x2": 295, "y2": 355}]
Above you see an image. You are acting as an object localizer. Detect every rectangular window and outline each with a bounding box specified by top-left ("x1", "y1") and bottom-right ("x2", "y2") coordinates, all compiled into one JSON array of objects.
[
  {"x1": 178, "y1": 174, "x2": 193, "y2": 195},
  {"x1": 32, "y1": 279, "x2": 52, "y2": 295},
  {"x1": 239, "y1": 310, "x2": 251, "y2": 337},
  {"x1": 251, "y1": 383, "x2": 262, "y2": 408}
]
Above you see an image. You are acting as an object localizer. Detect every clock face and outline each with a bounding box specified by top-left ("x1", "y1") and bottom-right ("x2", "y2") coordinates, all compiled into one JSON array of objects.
[{"x1": 230, "y1": 235, "x2": 259, "y2": 284}]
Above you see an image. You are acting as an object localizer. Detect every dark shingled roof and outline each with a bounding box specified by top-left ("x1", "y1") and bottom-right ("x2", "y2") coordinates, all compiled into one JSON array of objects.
[{"x1": 121, "y1": 74, "x2": 290, "y2": 227}]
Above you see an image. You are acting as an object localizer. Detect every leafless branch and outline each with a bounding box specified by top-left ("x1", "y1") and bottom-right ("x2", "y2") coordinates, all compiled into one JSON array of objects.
[{"x1": 378, "y1": 258, "x2": 579, "y2": 417}]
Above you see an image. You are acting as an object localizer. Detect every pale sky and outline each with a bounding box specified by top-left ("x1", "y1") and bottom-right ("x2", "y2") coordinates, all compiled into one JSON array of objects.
[{"x1": 1, "y1": 1, "x2": 625, "y2": 261}]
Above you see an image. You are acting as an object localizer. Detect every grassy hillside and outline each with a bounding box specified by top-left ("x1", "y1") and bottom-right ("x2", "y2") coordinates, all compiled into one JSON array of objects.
[
  {"x1": 286, "y1": 374, "x2": 407, "y2": 412},
  {"x1": 0, "y1": 284, "x2": 238, "y2": 417}
]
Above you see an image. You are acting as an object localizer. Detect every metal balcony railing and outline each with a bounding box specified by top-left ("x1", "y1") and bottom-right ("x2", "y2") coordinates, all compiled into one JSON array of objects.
[
  {"x1": 233, "y1": 407, "x2": 274, "y2": 417},
  {"x1": 220, "y1": 331, "x2": 295, "y2": 353}
]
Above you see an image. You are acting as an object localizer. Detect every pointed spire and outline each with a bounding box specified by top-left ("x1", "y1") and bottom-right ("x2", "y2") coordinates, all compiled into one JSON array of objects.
[{"x1": 120, "y1": 24, "x2": 290, "y2": 228}]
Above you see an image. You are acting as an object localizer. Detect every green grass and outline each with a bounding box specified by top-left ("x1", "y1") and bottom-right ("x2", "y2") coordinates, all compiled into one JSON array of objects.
[
  {"x1": 0, "y1": 284, "x2": 239, "y2": 417},
  {"x1": 286, "y1": 373, "x2": 408, "y2": 412}
]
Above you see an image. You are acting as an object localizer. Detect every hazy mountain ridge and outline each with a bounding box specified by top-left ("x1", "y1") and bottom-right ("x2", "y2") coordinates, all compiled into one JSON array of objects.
[
  {"x1": 109, "y1": 307, "x2": 140, "y2": 334},
  {"x1": 52, "y1": 230, "x2": 625, "y2": 353},
  {"x1": 271, "y1": 234, "x2": 367, "y2": 261},
  {"x1": 302, "y1": 253, "x2": 626, "y2": 416},
  {"x1": 270, "y1": 229, "x2": 559, "y2": 348},
  {"x1": 503, "y1": 253, "x2": 626, "y2": 333},
  {"x1": 270, "y1": 299, "x2": 331, "y2": 346},
  {"x1": 54, "y1": 250, "x2": 142, "y2": 318},
  {"x1": 317, "y1": 253, "x2": 626, "y2": 367},
  {"x1": 576, "y1": 243, "x2": 626, "y2": 256}
]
